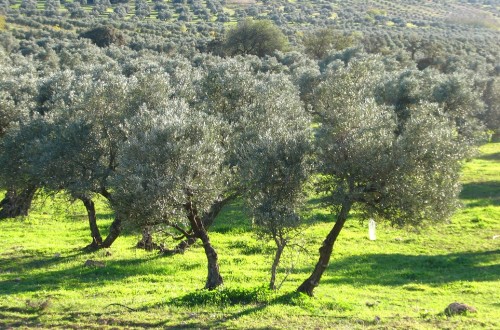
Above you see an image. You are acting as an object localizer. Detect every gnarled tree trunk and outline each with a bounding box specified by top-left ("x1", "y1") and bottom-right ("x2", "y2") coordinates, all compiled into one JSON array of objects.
[
  {"x1": 80, "y1": 196, "x2": 103, "y2": 249},
  {"x1": 0, "y1": 186, "x2": 36, "y2": 219},
  {"x1": 270, "y1": 238, "x2": 285, "y2": 290},
  {"x1": 163, "y1": 195, "x2": 235, "y2": 255},
  {"x1": 185, "y1": 200, "x2": 223, "y2": 290},
  {"x1": 297, "y1": 199, "x2": 352, "y2": 296},
  {"x1": 137, "y1": 226, "x2": 160, "y2": 251}
]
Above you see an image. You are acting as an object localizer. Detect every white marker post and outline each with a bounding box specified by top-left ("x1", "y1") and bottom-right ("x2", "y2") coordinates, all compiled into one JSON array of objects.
[{"x1": 369, "y1": 218, "x2": 376, "y2": 241}]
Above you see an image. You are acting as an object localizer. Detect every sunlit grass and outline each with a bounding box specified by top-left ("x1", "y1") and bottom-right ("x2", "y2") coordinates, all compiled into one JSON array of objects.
[{"x1": 0, "y1": 142, "x2": 498, "y2": 328}]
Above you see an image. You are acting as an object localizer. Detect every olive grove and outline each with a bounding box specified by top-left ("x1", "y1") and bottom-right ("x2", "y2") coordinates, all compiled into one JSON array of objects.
[{"x1": 0, "y1": 0, "x2": 495, "y2": 293}]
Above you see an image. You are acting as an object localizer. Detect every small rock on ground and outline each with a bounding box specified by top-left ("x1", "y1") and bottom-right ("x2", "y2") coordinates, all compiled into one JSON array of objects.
[
  {"x1": 84, "y1": 259, "x2": 105, "y2": 268},
  {"x1": 444, "y1": 302, "x2": 477, "y2": 316}
]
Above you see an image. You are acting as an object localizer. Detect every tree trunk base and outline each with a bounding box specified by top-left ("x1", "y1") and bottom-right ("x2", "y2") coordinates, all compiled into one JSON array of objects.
[
  {"x1": 0, "y1": 187, "x2": 36, "y2": 219},
  {"x1": 83, "y1": 241, "x2": 101, "y2": 252},
  {"x1": 297, "y1": 280, "x2": 316, "y2": 297},
  {"x1": 135, "y1": 226, "x2": 160, "y2": 251}
]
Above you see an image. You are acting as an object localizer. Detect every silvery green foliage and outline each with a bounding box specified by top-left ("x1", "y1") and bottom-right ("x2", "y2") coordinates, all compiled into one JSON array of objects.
[
  {"x1": 239, "y1": 75, "x2": 311, "y2": 228},
  {"x1": 30, "y1": 70, "x2": 129, "y2": 196},
  {"x1": 206, "y1": 60, "x2": 312, "y2": 236},
  {"x1": 197, "y1": 59, "x2": 312, "y2": 288},
  {"x1": 0, "y1": 54, "x2": 37, "y2": 133},
  {"x1": 482, "y1": 78, "x2": 500, "y2": 137},
  {"x1": 370, "y1": 102, "x2": 465, "y2": 226},
  {"x1": 197, "y1": 59, "x2": 259, "y2": 124},
  {"x1": 111, "y1": 101, "x2": 230, "y2": 229},
  {"x1": 315, "y1": 56, "x2": 472, "y2": 227},
  {"x1": 376, "y1": 68, "x2": 485, "y2": 144},
  {"x1": 0, "y1": 56, "x2": 39, "y2": 189},
  {"x1": 238, "y1": 124, "x2": 311, "y2": 239},
  {"x1": 197, "y1": 59, "x2": 309, "y2": 149},
  {"x1": 192, "y1": 58, "x2": 314, "y2": 239},
  {"x1": 0, "y1": 67, "x2": 176, "y2": 199}
]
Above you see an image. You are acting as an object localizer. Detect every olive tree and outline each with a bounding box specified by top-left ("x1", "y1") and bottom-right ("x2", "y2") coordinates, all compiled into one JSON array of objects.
[
  {"x1": 376, "y1": 68, "x2": 485, "y2": 142},
  {"x1": 157, "y1": 58, "x2": 296, "y2": 254},
  {"x1": 302, "y1": 28, "x2": 359, "y2": 60},
  {"x1": 0, "y1": 67, "x2": 174, "y2": 249},
  {"x1": 239, "y1": 127, "x2": 311, "y2": 290},
  {"x1": 0, "y1": 55, "x2": 38, "y2": 219},
  {"x1": 111, "y1": 100, "x2": 229, "y2": 290},
  {"x1": 482, "y1": 78, "x2": 500, "y2": 139},
  {"x1": 297, "y1": 57, "x2": 477, "y2": 296},
  {"x1": 224, "y1": 19, "x2": 288, "y2": 57},
  {"x1": 234, "y1": 72, "x2": 312, "y2": 290}
]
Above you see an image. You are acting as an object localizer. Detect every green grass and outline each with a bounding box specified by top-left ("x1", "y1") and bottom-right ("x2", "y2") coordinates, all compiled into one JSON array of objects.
[{"x1": 1, "y1": 143, "x2": 499, "y2": 329}]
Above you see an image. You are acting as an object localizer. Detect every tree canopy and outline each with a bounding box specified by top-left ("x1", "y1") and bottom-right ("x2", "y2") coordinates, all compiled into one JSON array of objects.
[{"x1": 224, "y1": 19, "x2": 289, "y2": 57}]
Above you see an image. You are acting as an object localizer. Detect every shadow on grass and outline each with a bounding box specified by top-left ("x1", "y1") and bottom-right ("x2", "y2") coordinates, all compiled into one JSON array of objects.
[
  {"x1": 154, "y1": 250, "x2": 499, "y2": 326},
  {"x1": 0, "y1": 255, "x2": 159, "y2": 296},
  {"x1": 148, "y1": 288, "x2": 310, "y2": 328},
  {"x1": 320, "y1": 250, "x2": 500, "y2": 286},
  {"x1": 0, "y1": 311, "x2": 40, "y2": 329},
  {"x1": 459, "y1": 181, "x2": 500, "y2": 207},
  {"x1": 0, "y1": 306, "x2": 177, "y2": 329},
  {"x1": 0, "y1": 250, "x2": 88, "y2": 274},
  {"x1": 477, "y1": 152, "x2": 499, "y2": 161}
]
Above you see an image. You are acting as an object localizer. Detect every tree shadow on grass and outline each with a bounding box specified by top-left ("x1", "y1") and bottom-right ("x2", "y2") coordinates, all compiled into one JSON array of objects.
[
  {"x1": 149, "y1": 288, "x2": 312, "y2": 329},
  {"x1": 0, "y1": 255, "x2": 163, "y2": 296},
  {"x1": 318, "y1": 250, "x2": 500, "y2": 287},
  {"x1": 0, "y1": 306, "x2": 178, "y2": 329},
  {"x1": 0, "y1": 250, "x2": 87, "y2": 273},
  {"x1": 477, "y1": 152, "x2": 499, "y2": 161},
  {"x1": 459, "y1": 181, "x2": 499, "y2": 207}
]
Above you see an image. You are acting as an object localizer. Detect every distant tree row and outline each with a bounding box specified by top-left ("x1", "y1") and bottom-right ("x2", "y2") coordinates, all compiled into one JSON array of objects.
[{"x1": 4, "y1": 0, "x2": 499, "y2": 32}]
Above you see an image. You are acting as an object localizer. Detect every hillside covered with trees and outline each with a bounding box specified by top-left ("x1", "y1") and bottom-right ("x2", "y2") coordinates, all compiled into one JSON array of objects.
[{"x1": 0, "y1": 0, "x2": 499, "y2": 328}]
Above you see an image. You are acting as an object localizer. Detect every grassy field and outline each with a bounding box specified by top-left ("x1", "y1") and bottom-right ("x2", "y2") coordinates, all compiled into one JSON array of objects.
[{"x1": 0, "y1": 143, "x2": 499, "y2": 329}]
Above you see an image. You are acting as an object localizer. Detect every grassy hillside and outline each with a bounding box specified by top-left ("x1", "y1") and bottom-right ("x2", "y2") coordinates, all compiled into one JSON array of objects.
[{"x1": 0, "y1": 142, "x2": 498, "y2": 329}]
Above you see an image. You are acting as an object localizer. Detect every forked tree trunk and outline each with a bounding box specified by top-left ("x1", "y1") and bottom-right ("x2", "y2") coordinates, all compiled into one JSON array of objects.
[
  {"x1": 0, "y1": 186, "x2": 36, "y2": 219},
  {"x1": 270, "y1": 239, "x2": 285, "y2": 290},
  {"x1": 80, "y1": 196, "x2": 103, "y2": 249},
  {"x1": 164, "y1": 195, "x2": 234, "y2": 255},
  {"x1": 297, "y1": 200, "x2": 352, "y2": 296},
  {"x1": 185, "y1": 200, "x2": 223, "y2": 290}
]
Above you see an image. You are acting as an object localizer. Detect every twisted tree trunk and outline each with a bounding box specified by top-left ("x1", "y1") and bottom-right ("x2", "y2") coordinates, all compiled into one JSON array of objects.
[
  {"x1": 270, "y1": 238, "x2": 285, "y2": 290},
  {"x1": 163, "y1": 195, "x2": 235, "y2": 255},
  {"x1": 297, "y1": 199, "x2": 352, "y2": 296},
  {"x1": 0, "y1": 186, "x2": 36, "y2": 219},
  {"x1": 185, "y1": 200, "x2": 223, "y2": 290},
  {"x1": 137, "y1": 226, "x2": 160, "y2": 251},
  {"x1": 80, "y1": 196, "x2": 103, "y2": 249}
]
